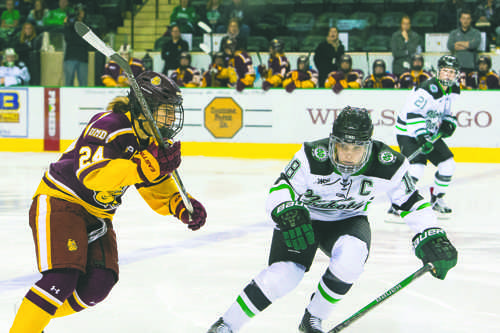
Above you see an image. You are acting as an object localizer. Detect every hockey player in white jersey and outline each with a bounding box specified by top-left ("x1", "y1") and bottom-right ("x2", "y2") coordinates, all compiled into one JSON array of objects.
[
  {"x1": 207, "y1": 106, "x2": 457, "y2": 333},
  {"x1": 388, "y1": 55, "x2": 460, "y2": 219}
]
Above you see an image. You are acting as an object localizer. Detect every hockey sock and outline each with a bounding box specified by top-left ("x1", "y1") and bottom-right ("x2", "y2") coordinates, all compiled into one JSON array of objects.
[
  {"x1": 223, "y1": 280, "x2": 272, "y2": 331},
  {"x1": 10, "y1": 298, "x2": 53, "y2": 333},
  {"x1": 52, "y1": 295, "x2": 79, "y2": 318},
  {"x1": 433, "y1": 171, "x2": 452, "y2": 196},
  {"x1": 307, "y1": 268, "x2": 352, "y2": 320}
]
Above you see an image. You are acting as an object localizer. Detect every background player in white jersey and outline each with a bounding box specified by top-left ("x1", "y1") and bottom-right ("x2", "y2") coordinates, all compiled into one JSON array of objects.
[
  {"x1": 389, "y1": 55, "x2": 460, "y2": 219},
  {"x1": 207, "y1": 107, "x2": 457, "y2": 333}
]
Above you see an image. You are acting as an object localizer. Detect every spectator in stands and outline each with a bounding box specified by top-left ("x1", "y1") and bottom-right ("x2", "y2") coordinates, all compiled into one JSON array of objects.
[
  {"x1": 0, "y1": 48, "x2": 30, "y2": 86},
  {"x1": 28, "y1": 0, "x2": 50, "y2": 31},
  {"x1": 391, "y1": 15, "x2": 422, "y2": 77},
  {"x1": 222, "y1": 38, "x2": 254, "y2": 91},
  {"x1": 170, "y1": 0, "x2": 199, "y2": 34},
  {"x1": 363, "y1": 59, "x2": 398, "y2": 88},
  {"x1": 63, "y1": 3, "x2": 89, "y2": 86},
  {"x1": 201, "y1": 0, "x2": 227, "y2": 33},
  {"x1": 313, "y1": 27, "x2": 345, "y2": 88},
  {"x1": 14, "y1": 22, "x2": 42, "y2": 85},
  {"x1": 474, "y1": 0, "x2": 499, "y2": 46},
  {"x1": 282, "y1": 55, "x2": 318, "y2": 93},
  {"x1": 102, "y1": 44, "x2": 145, "y2": 87},
  {"x1": 201, "y1": 51, "x2": 233, "y2": 87},
  {"x1": 0, "y1": 0, "x2": 20, "y2": 43},
  {"x1": 259, "y1": 38, "x2": 289, "y2": 91},
  {"x1": 222, "y1": 0, "x2": 252, "y2": 40},
  {"x1": 465, "y1": 54, "x2": 500, "y2": 89},
  {"x1": 447, "y1": 10, "x2": 481, "y2": 74},
  {"x1": 324, "y1": 54, "x2": 363, "y2": 94},
  {"x1": 219, "y1": 18, "x2": 247, "y2": 52},
  {"x1": 398, "y1": 54, "x2": 432, "y2": 89},
  {"x1": 161, "y1": 24, "x2": 189, "y2": 75},
  {"x1": 170, "y1": 51, "x2": 201, "y2": 87},
  {"x1": 44, "y1": 0, "x2": 70, "y2": 28},
  {"x1": 437, "y1": 0, "x2": 464, "y2": 32}
]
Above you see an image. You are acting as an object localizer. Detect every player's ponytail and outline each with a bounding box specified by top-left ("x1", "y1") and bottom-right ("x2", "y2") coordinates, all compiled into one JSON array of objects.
[{"x1": 107, "y1": 96, "x2": 130, "y2": 114}]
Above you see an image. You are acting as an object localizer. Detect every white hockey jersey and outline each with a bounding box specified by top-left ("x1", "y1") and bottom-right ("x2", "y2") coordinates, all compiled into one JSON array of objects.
[
  {"x1": 0, "y1": 62, "x2": 31, "y2": 86},
  {"x1": 266, "y1": 139, "x2": 438, "y2": 234},
  {"x1": 395, "y1": 77, "x2": 460, "y2": 138}
]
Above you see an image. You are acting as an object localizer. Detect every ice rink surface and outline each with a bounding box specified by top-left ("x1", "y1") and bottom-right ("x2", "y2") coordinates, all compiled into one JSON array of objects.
[{"x1": 1, "y1": 152, "x2": 499, "y2": 333}]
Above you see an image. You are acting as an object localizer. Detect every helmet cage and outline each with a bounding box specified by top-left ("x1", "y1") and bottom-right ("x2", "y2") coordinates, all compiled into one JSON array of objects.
[
  {"x1": 329, "y1": 135, "x2": 372, "y2": 175},
  {"x1": 437, "y1": 56, "x2": 460, "y2": 87}
]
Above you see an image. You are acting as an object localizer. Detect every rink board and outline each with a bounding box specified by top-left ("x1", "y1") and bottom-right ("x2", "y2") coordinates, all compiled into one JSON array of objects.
[{"x1": 0, "y1": 87, "x2": 498, "y2": 162}]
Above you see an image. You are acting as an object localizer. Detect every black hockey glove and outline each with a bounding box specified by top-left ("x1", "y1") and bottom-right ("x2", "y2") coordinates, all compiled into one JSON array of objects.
[
  {"x1": 415, "y1": 132, "x2": 434, "y2": 154},
  {"x1": 271, "y1": 201, "x2": 315, "y2": 251},
  {"x1": 438, "y1": 115, "x2": 457, "y2": 138},
  {"x1": 412, "y1": 228, "x2": 457, "y2": 280}
]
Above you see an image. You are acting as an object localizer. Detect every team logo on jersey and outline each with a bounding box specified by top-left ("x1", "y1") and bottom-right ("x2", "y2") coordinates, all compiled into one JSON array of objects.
[
  {"x1": 94, "y1": 187, "x2": 127, "y2": 209},
  {"x1": 312, "y1": 145, "x2": 329, "y2": 162},
  {"x1": 378, "y1": 151, "x2": 396, "y2": 164},
  {"x1": 67, "y1": 239, "x2": 78, "y2": 251},
  {"x1": 151, "y1": 76, "x2": 161, "y2": 85},
  {"x1": 430, "y1": 84, "x2": 438, "y2": 93}
]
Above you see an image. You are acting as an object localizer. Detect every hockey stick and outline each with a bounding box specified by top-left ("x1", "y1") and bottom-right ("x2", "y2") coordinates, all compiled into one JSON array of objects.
[
  {"x1": 407, "y1": 133, "x2": 443, "y2": 162},
  {"x1": 74, "y1": 22, "x2": 193, "y2": 215},
  {"x1": 327, "y1": 263, "x2": 434, "y2": 332}
]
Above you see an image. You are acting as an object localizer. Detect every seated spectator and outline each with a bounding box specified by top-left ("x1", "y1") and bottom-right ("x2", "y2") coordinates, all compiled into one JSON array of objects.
[
  {"x1": 324, "y1": 54, "x2": 363, "y2": 94},
  {"x1": 363, "y1": 59, "x2": 398, "y2": 88},
  {"x1": 465, "y1": 54, "x2": 500, "y2": 89},
  {"x1": 27, "y1": 0, "x2": 50, "y2": 32},
  {"x1": 282, "y1": 55, "x2": 318, "y2": 93},
  {"x1": 170, "y1": 51, "x2": 201, "y2": 87},
  {"x1": 170, "y1": 0, "x2": 199, "y2": 34},
  {"x1": 222, "y1": 37, "x2": 254, "y2": 91},
  {"x1": 314, "y1": 27, "x2": 345, "y2": 88},
  {"x1": 201, "y1": 51, "x2": 234, "y2": 87},
  {"x1": 14, "y1": 22, "x2": 42, "y2": 85},
  {"x1": 201, "y1": 0, "x2": 227, "y2": 33},
  {"x1": 398, "y1": 54, "x2": 432, "y2": 89},
  {"x1": 391, "y1": 15, "x2": 422, "y2": 77},
  {"x1": 219, "y1": 18, "x2": 247, "y2": 52},
  {"x1": 161, "y1": 24, "x2": 189, "y2": 75},
  {"x1": 474, "y1": 0, "x2": 499, "y2": 45},
  {"x1": 0, "y1": 48, "x2": 30, "y2": 86},
  {"x1": 44, "y1": 0, "x2": 70, "y2": 28},
  {"x1": 0, "y1": 0, "x2": 21, "y2": 43},
  {"x1": 259, "y1": 38, "x2": 290, "y2": 91},
  {"x1": 102, "y1": 44, "x2": 145, "y2": 87},
  {"x1": 222, "y1": 0, "x2": 252, "y2": 40}
]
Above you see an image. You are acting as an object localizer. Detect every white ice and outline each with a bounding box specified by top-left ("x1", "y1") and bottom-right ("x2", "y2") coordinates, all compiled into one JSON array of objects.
[{"x1": 1, "y1": 152, "x2": 499, "y2": 333}]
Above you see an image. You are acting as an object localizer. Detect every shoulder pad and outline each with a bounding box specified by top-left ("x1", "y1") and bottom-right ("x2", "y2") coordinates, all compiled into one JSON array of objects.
[
  {"x1": 362, "y1": 140, "x2": 405, "y2": 180},
  {"x1": 303, "y1": 138, "x2": 333, "y2": 176},
  {"x1": 418, "y1": 77, "x2": 443, "y2": 99}
]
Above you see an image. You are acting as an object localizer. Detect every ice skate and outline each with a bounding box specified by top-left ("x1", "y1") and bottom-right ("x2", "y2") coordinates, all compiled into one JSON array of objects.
[
  {"x1": 298, "y1": 309, "x2": 324, "y2": 333},
  {"x1": 385, "y1": 206, "x2": 404, "y2": 224},
  {"x1": 207, "y1": 317, "x2": 234, "y2": 333},
  {"x1": 430, "y1": 188, "x2": 452, "y2": 219}
]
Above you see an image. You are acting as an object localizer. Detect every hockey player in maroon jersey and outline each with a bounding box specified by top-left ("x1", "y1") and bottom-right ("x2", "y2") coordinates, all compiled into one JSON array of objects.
[
  {"x1": 170, "y1": 51, "x2": 202, "y2": 87},
  {"x1": 201, "y1": 51, "x2": 233, "y2": 87},
  {"x1": 282, "y1": 55, "x2": 318, "y2": 93},
  {"x1": 398, "y1": 54, "x2": 432, "y2": 89},
  {"x1": 324, "y1": 54, "x2": 363, "y2": 94},
  {"x1": 10, "y1": 71, "x2": 207, "y2": 332},
  {"x1": 101, "y1": 44, "x2": 145, "y2": 87},
  {"x1": 222, "y1": 38, "x2": 255, "y2": 91},
  {"x1": 259, "y1": 38, "x2": 290, "y2": 91},
  {"x1": 363, "y1": 59, "x2": 398, "y2": 89},
  {"x1": 465, "y1": 55, "x2": 500, "y2": 90}
]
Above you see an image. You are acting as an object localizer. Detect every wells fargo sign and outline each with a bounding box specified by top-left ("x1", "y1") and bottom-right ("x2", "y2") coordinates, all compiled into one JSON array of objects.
[{"x1": 204, "y1": 97, "x2": 243, "y2": 138}]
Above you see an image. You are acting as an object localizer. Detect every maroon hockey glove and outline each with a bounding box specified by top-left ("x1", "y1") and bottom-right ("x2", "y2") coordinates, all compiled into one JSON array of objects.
[
  {"x1": 236, "y1": 79, "x2": 246, "y2": 92},
  {"x1": 262, "y1": 80, "x2": 272, "y2": 91},
  {"x1": 285, "y1": 81, "x2": 296, "y2": 93},
  {"x1": 170, "y1": 193, "x2": 207, "y2": 231},
  {"x1": 133, "y1": 141, "x2": 181, "y2": 182},
  {"x1": 332, "y1": 83, "x2": 344, "y2": 94}
]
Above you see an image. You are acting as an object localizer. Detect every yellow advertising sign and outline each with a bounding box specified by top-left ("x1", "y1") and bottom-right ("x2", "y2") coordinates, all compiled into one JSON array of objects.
[{"x1": 204, "y1": 97, "x2": 243, "y2": 138}]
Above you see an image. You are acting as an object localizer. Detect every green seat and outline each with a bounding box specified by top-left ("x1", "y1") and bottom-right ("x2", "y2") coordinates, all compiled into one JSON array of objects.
[
  {"x1": 286, "y1": 12, "x2": 316, "y2": 32},
  {"x1": 315, "y1": 12, "x2": 348, "y2": 31},
  {"x1": 300, "y1": 35, "x2": 324, "y2": 52},
  {"x1": 274, "y1": 35, "x2": 299, "y2": 51},
  {"x1": 378, "y1": 12, "x2": 406, "y2": 29},
  {"x1": 366, "y1": 34, "x2": 391, "y2": 52},
  {"x1": 348, "y1": 35, "x2": 365, "y2": 51},
  {"x1": 350, "y1": 12, "x2": 378, "y2": 29},
  {"x1": 412, "y1": 11, "x2": 438, "y2": 29},
  {"x1": 247, "y1": 36, "x2": 269, "y2": 52}
]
